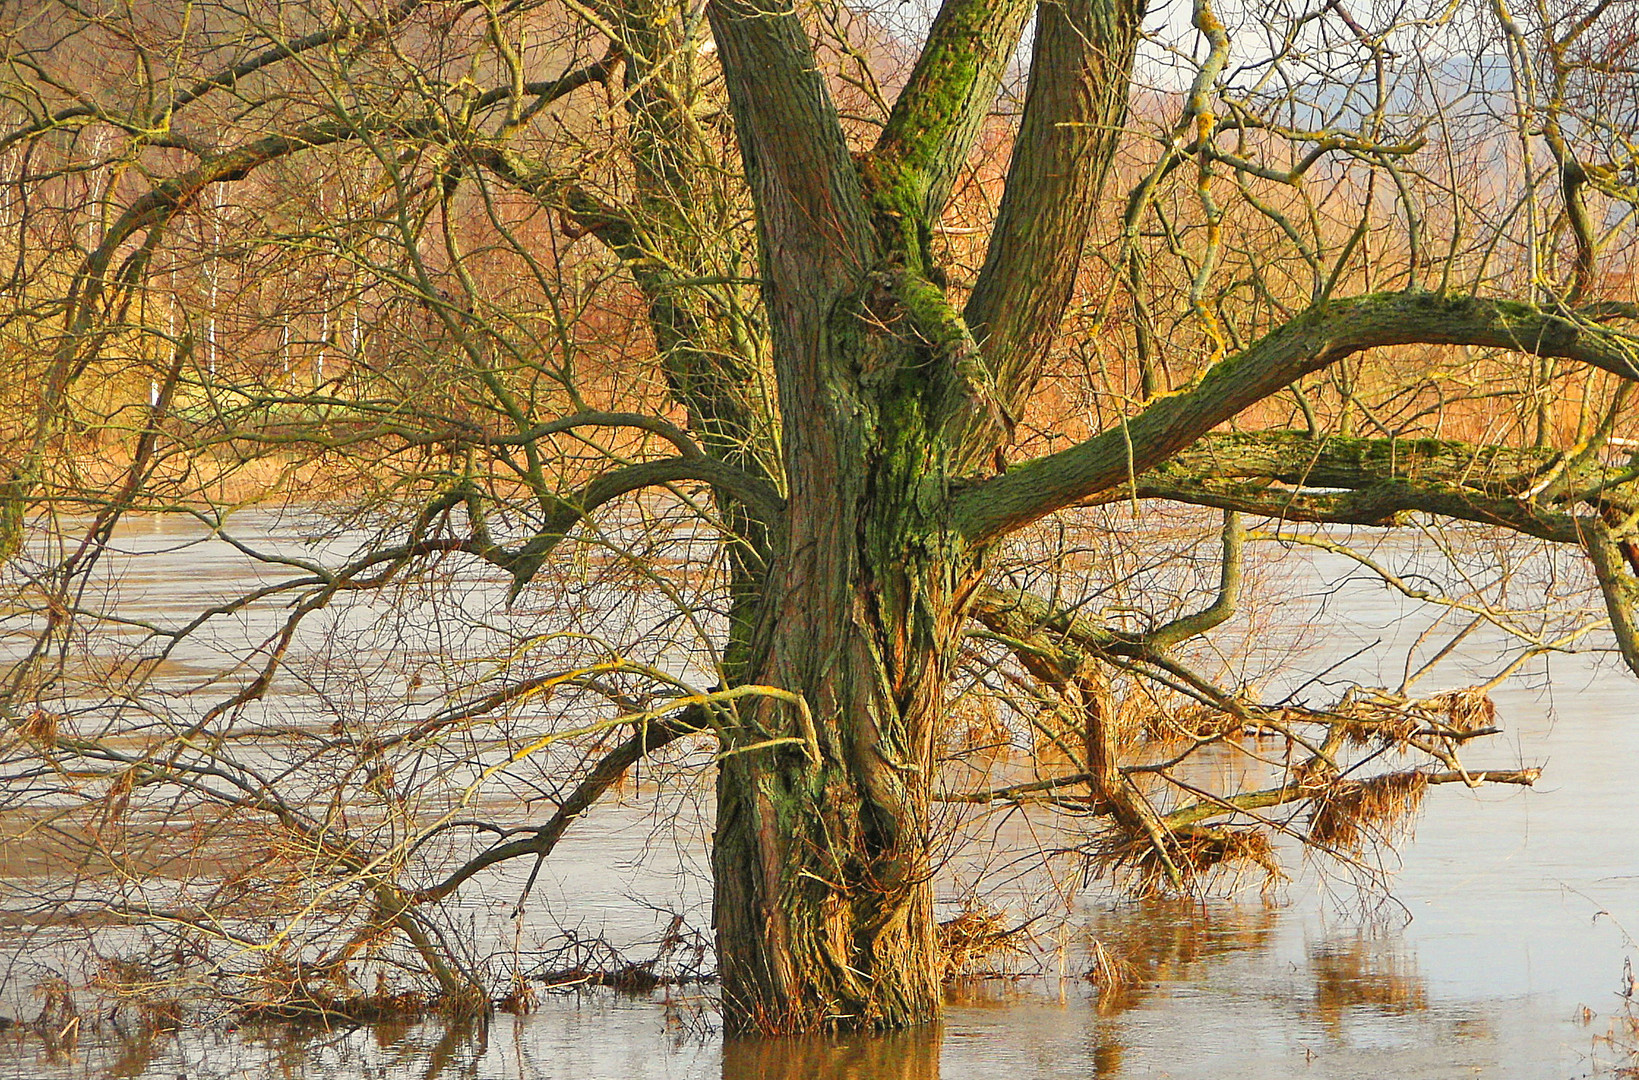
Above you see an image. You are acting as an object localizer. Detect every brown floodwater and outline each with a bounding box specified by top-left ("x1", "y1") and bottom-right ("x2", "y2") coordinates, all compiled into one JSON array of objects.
[{"x1": 2, "y1": 513, "x2": 1637, "y2": 1079}]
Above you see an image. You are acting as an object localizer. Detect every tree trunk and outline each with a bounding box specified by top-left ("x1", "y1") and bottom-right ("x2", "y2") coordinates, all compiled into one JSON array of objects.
[
  {"x1": 701, "y1": 0, "x2": 1138, "y2": 1033},
  {"x1": 713, "y1": 318, "x2": 978, "y2": 1032}
]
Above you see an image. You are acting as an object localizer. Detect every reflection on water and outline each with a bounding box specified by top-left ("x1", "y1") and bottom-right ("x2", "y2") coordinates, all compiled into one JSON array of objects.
[
  {"x1": 6, "y1": 973, "x2": 1632, "y2": 1080},
  {"x1": 1308, "y1": 935, "x2": 1429, "y2": 1036},
  {"x1": 1089, "y1": 898, "x2": 1279, "y2": 978},
  {"x1": 1073, "y1": 898, "x2": 1280, "y2": 1016},
  {"x1": 10, "y1": 907, "x2": 1629, "y2": 1080},
  {"x1": 722, "y1": 1029, "x2": 940, "y2": 1080}
]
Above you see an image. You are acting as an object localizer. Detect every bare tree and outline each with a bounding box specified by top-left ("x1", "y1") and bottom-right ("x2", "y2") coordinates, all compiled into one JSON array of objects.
[{"x1": 1, "y1": 0, "x2": 1637, "y2": 1038}]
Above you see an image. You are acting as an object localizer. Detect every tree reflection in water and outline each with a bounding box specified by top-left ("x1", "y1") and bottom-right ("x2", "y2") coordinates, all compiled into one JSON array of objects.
[
  {"x1": 720, "y1": 1029, "x2": 939, "y2": 1080},
  {"x1": 1080, "y1": 900, "x2": 1454, "y2": 1047},
  {"x1": 1307, "y1": 936, "x2": 1433, "y2": 1036},
  {"x1": 30, "y1": 901, "x2": 1624, "y2": 1080},
  {"x1": 1083, "y1": 897, "x2": 1280, "y2": 1013}
]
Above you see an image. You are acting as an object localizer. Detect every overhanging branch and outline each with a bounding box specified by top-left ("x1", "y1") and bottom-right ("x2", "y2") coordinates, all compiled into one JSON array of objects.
[
  {"x1": 1124, "y1": 430, "x2": 1627, "y2": 543},
  {"x1": 952, "y1": 293, "x2": 1639, "y2": 543},
  {"x1": 412, "y1": 707, "x2": 706, "y2": 905},
  {"x1": 1070, "y1": 429, "x2": 1639, "y2": 676}
]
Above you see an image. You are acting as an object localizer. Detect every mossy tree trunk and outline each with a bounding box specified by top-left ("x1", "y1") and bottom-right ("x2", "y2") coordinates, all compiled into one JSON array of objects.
[
  {"x1": 704, "y1": 0, "x2": 1133, "y2": 1032},
  {"x1": 711, "y1": 448, "x2": 973, "y2": 1031}
]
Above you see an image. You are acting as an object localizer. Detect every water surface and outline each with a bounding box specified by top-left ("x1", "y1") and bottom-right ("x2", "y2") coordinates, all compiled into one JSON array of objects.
[{"x1": 2, "y1": 516, "x2": 1636, "y2": 1079}]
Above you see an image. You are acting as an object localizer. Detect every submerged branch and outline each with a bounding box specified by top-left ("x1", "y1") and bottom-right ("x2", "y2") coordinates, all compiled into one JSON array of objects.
[{"x1": 1161, "y1": 767, "x2": 1541, "y2": 830}]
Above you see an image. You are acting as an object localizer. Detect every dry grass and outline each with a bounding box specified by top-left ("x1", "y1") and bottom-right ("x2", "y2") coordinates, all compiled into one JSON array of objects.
[
  {"x1": 946, "y1": 695, "x2": 1014, "y2": 759},
  {"x1": 496, "y1": 975, "x2": 539, "y2": 1015},
  {"x1": 1341, "y1": 686, "x2": 1498, "y2": 747},
  {"x1": 1598, "y1": 996, "x2": 1639, "y2": 1078},
  {"x1": 1424, "y1": 686, "x2": 1498, "y2": 733},
  {"x1": 1093, "y1": 822, "x2": 1286, "y2": 896},
  {"x1": 1165, "y1": 826, "x2": 1283, "y2": 892},
  {"x1": 937, "y1": 902, "x2": 1032, "y2": 978},
  {"x1": 232, "y1": 987, "x2": 451, "y2": 1025},
  {"x1": 223, "y1": 952, "x2": 488, "y2": 1025},
  {"x1": 1611, "y1": 961, "x2": 1639, "y2": 1078},
  {"x1": 1309, "y1": 771, "x2": 1429, "y2": 854},
  {"x1": 529, "y1": 920, "x2": 714, "y2": 994}
]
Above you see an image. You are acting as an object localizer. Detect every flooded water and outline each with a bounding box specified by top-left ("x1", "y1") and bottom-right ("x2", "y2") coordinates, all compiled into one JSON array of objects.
[{"x1": 3, "y1": 513, "x2": 1637, "y2": 1079}]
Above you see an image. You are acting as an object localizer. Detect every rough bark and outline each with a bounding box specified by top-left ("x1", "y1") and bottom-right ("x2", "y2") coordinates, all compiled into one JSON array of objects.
[
  {"x1": 966, "y1": 0, "x2": 1144, "y2": 415},
  {"x1": 709, "y1": 318, "x2": 974, "y2": 1030},
  {"x1": 703, "y1": 0, "x2": 1042, "y2": 1034}
]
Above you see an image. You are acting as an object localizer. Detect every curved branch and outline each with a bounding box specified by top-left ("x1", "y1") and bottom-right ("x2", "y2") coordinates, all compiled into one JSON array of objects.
[
  {"x1": 953, "y1": 293, "x2": 1639, "y2": 542},
  {"x1": 1148, "y1": 510, "x2": 1244, "y2": 648},
  {"x1": 970, "y1": 509, "x2": 1243, "y2": 666},
  {"x1": 501, "y1": 411, "x2": 705, "y2": 457},
  {"x1": 569, "y1": 455, "x2": 783, "y2": 533},
  {"x1": 1584, "y1": 517, "x2": 1639, "y2": 675},
  {"x1": 0, "y1": 0, "x2": 429, "y2": 154},
  {"x1": 412, "y1": 707, "x2": 705, "y2": 904},
  {"x1": 502, "y1": 455, "x2": 785, "y2": 596}
]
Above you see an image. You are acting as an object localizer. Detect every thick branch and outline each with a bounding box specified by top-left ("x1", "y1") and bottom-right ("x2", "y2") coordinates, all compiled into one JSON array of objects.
[
  {"x1": 868, "y1": 0, "x2": 1033, "y2": 223},
  {"x1": 706, "y1": 0, "x2": 872, "y2": 303},
  {"x1": 966, "y1": 0, "x2": 1143, "y2": 413},
  {"x1": 954, "y1": 293, "x2": 1639, "y2": 542},
  {"x1": 1132, "y1": 474, "x2": 1593, "y2": 543},
  {"x1": 1128, "y1": 430, "x2": 1632, "y2": 543},
  {"x1": 1584, "y1": 517, "x2": 1639, "y2": 675}
]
